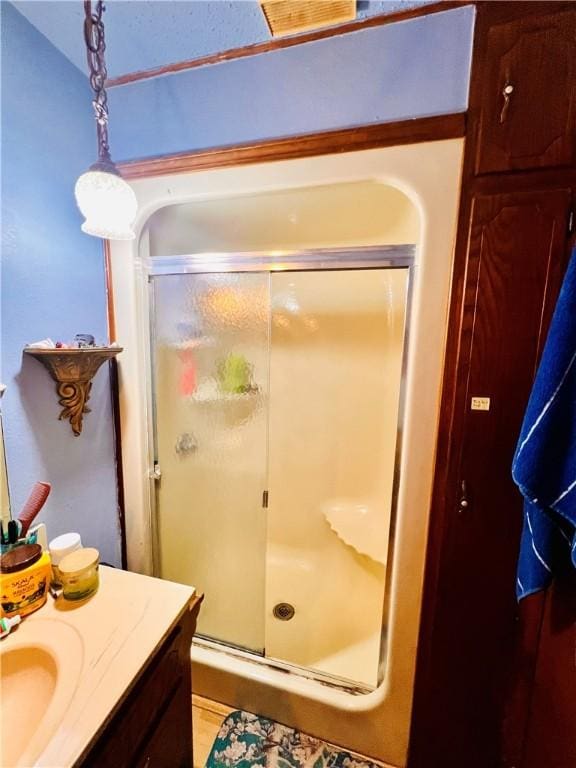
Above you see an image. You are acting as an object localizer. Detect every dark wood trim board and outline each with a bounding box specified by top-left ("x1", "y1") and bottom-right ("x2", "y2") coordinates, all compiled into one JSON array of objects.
[{"x1": 118, "y1": 113, "x2": 466, "y2": 179}]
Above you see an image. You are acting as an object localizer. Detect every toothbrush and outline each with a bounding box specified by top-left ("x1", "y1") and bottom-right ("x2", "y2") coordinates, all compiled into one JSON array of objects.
[
  {"x1": 18, "y1": 482, "x2": 51, "y2": 535},
  {"x1": 26, "y1": 523, "x2": 48, "y2": 550}
]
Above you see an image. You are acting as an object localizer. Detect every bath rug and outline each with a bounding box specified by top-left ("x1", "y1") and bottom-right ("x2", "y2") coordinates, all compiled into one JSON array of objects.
[{"x1": 206, "y1": 710, "x2": 380, "y2": 768}]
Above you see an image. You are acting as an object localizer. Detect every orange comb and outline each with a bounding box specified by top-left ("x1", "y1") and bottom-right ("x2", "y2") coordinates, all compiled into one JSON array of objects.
[{"x1": 18, "y1": 482, "x2": 51, "y2": 535}]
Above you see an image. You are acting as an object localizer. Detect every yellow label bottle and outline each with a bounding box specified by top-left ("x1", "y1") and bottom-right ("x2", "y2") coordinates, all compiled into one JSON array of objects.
[{"x1": 0, "y1": 543, "x2": 52, "y2": 618}]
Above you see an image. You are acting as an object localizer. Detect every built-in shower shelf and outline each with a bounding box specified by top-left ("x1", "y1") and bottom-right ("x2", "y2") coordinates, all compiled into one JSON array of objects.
[
  {"x1": 170, "y1": 338, "x2": 214, "y2": 351},
  {"x1": 323, "y1": 498, "x2": 388, "y2": 565},
  {"x1": 189, "y1": 380, "x2": 260, "y2": 404}
]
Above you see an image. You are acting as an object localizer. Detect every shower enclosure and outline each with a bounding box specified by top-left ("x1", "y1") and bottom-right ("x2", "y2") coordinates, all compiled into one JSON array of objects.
[
  {"x1": 149, "y1": 247, "x2": 412, "y2": 691},
  {"x1": 107, "y1": 140, "x2": 464, "y2": 764}
]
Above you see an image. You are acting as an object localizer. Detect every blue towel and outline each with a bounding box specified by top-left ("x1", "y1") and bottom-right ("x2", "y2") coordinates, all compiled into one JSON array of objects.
[{"x1": 512, "y1": 249, "x2": 576, "y2": 600}]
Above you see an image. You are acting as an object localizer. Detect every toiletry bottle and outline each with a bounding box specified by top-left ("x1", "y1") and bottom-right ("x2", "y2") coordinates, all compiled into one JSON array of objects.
[
  {"x1": 0, "y1": 614, "x2": 21, "y2": 638},
  {"x1": 0, "y1": 544, "x2": 52, "y2": 618},
  {"x1": 49, "y1": 532, "x2": 82, "y2": 587},
  {"x1": 59, "y1": 547, "x2": 100, "y2": 601}
]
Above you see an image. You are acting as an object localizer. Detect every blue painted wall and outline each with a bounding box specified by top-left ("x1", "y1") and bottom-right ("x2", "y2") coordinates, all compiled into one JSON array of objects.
[
  {"x1": 1, "y1": 3, "x2": 121, "y2": 566},
  {"x1": 109, "y1": 5, "x2": 474, "y2": 161},
  {"x1": 13, "y1": 1, "x2": 434, "y2": 81}
]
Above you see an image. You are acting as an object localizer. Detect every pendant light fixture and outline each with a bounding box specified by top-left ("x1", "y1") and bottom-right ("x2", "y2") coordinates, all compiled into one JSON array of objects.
[{"x1": 75, "y1": 1, "x2": 137, "y2": 240}]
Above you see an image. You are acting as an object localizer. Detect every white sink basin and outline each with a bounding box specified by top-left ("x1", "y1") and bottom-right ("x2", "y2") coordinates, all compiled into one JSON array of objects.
[{"x1": 0, "y1": 617, "x2": 83, "y2": 767}]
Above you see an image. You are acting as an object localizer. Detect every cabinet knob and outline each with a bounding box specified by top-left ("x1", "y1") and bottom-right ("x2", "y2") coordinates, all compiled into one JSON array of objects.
[
  {"x1": 500, "y1": 82, "x2": 515, "y2": 124},
  {"x1": 459, "y1": 480, "x2": 470, "y2": 513}
]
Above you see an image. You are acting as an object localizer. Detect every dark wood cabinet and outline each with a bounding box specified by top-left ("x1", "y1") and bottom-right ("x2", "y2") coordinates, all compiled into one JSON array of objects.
[
  {"x1": 78, "y1": 594, "x2": 202, "y2": 768},
  {"x1": 475, "y1": 8, "x2": 576, "y2": 175},
  {"x1": 454, "y1": 189, "x2": 571, "y2": 764},
  {"x1": 410, "y1": 4, "x2": 576, "y2": 768},
  {"x1": 519, "y1": 570, "x2": 576, "y2": 768},
  {"x1": 411, "y1": 184, "x2": 574, "y2": 768}
]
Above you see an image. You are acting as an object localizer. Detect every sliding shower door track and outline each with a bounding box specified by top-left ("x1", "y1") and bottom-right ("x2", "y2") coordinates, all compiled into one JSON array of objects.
[
  {"x1": 146, "y1": 244, "x2": 415, "y2": 276},
  {"x1": 193, "y1": 635, "x2": 375, "y2": 696}
]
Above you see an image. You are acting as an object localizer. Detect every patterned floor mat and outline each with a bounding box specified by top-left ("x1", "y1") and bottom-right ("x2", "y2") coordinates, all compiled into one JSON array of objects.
[{"x1": 206, "y1": 710, "x2": 380, "y2": 768}]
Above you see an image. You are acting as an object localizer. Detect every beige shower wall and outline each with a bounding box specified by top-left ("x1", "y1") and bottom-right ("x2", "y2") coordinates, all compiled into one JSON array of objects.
[
  {"x1": 265, "y1": 268, "x2": 408, "y2": 687},
  {"x1": 148, "y1": 181, "x2": 420, "y2": 256}
]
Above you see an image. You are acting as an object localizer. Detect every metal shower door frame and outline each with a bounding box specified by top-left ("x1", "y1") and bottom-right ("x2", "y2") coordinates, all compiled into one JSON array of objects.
[{"x1": 146, "y1": 244, "x2": 415, "y2": 689}]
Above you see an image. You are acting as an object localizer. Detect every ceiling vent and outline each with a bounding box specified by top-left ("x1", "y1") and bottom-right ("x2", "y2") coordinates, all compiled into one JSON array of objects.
[{"x1": 260, "y1": 1, "x2": 356, "y2": 37}]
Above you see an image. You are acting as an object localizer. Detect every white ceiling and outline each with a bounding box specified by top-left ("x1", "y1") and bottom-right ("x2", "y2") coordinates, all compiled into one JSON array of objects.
[{"x1": 13, "y1": 0, "x2": 431, "y2": 80}]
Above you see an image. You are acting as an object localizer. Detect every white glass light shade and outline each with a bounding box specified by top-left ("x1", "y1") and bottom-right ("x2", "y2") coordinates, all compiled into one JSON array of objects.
[{"x1": 75, "y1": 169, "x2": 137, "y2": 241}]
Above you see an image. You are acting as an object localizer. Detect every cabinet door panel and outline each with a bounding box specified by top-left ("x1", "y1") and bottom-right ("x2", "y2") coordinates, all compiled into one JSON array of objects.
[
  {"x1": 475, "y1": 10, "x2": 576, "y2": 174},
  {"x1": 459, "y1": 190, "x2": 571, "y2": 583},
  {"x1": 426, "y1": 189, "x2": 570, "y2": 768},
  {"x1": 134, "y1": 682, "x2": 191, "y2": 768}
]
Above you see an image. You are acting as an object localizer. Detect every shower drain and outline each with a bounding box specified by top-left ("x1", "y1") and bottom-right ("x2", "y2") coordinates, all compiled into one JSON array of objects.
[{"x1": 273, "y1": 602, "x2": 295, "y2": 621}]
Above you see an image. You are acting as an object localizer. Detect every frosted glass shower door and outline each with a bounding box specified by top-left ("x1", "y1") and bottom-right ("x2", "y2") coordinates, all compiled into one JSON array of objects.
[
  {"x1": 151, "y1": 272, "x2": 270, "y2": 653},
  {"x1": 265, "y1": 268, "x2": 409, "y2": 688}
]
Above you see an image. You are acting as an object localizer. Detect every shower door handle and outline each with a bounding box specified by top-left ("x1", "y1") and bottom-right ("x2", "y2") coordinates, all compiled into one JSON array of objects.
[{"x1": 175, "y1": 432, "x2": 198, "y2": 455}]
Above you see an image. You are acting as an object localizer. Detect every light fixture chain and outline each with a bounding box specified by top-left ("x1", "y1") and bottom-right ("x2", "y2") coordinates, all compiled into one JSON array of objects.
[
  {"x1": 76, "y1": 0, "x2": 137, "y2": 240},
  {"x1": 84, "y1": 0, "x2": 111, "y2": 163}
]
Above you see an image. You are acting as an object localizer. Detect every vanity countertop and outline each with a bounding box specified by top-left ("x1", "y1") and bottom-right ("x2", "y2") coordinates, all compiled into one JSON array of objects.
[{"x1": 1, "y1": 565, "x2": 195, "y2": 767}]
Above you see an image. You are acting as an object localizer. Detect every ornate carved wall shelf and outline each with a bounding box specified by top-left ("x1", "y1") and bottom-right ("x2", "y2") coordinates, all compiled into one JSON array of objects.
[{"x1": 24, "y1": 347, "x2": 123, "y2": 436}]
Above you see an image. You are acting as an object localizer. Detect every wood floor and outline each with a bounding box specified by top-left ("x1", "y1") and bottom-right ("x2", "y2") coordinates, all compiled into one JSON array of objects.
[{"x1": 192, "y1": 695, "x2": 234, "y2": 768}]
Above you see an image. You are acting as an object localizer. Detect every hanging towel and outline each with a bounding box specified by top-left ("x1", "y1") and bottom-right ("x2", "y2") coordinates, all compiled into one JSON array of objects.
[{"x1": 512, "y1": 248, "x2": 576, "y2": 600}]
